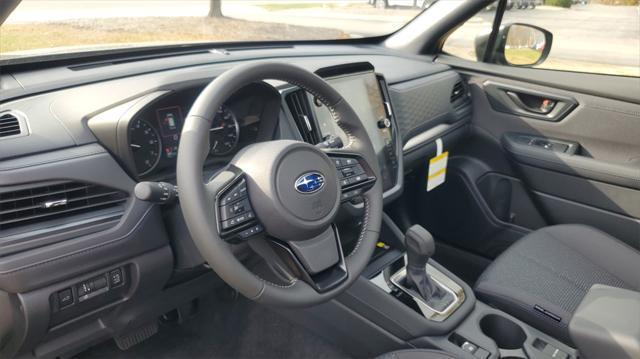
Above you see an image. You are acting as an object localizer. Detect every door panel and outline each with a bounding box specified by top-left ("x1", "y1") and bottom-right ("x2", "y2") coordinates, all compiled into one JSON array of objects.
[
  {"x1": 463, "y1": 72, "x2": 640, "y2": 250},
  {"x1": 467, "y1": 75, "x2": 640, "y2": 166},
  {"x1": 400, "y1": 59, "x2": 640, "y2": 258}
]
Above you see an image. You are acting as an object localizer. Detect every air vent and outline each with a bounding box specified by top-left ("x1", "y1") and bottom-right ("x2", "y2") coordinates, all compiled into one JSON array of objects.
[
  {"x1": 0, "y1": 182, "x2": 128, "y2": 231},
  {"x1": 285, "y1": 89, "x2": 320, "y2": 144},
  {"x1": 450, "y1": 81, "x2": 467, "y2": 104},
  {"x1": 0, "y1": 111, "x2": 25, "y2": 138}
]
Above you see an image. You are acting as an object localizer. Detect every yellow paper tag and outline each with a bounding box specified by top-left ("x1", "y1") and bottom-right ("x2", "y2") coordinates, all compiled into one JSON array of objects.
[{"x1": 427, "y1": 151, "x2": 448, "y2": 192}]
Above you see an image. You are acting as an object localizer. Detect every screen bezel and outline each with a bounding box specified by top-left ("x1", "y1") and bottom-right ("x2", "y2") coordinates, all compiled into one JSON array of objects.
[{"x1": 314, "y1": 62, "x2": 403, "y2": 203}]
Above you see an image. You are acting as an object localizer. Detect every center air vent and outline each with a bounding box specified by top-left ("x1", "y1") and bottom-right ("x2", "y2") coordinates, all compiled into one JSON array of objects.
[
  {"x1": 0, "y1": 111, "x2": 26, "y2": 138},
  {"x1": 450, "y1": 81, "x2": 467, "y2": 104},
  {"x1": 0, "y1": 182, "x2": 128, "y2": 231},
  {"x1": 285, "y1": 89, "x2": 321, "y2": 144}
]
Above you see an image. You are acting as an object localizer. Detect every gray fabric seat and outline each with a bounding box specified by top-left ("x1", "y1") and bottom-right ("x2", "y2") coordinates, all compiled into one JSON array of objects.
[
  {"x1": 475, "y1": 224, "x2": 640, "y2": 345},
  {"x1": 376, "y1": 349, "x2": 458, "y2": 359}
]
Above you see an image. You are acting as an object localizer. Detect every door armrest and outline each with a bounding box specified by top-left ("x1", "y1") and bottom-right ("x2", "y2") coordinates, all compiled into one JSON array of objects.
[{"x1": 502, "y1": 133, "x2": 640, "y2": 190}]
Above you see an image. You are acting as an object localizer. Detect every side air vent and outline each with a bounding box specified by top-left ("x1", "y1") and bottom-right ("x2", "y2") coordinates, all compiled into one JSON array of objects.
[
  {"x1": 450, "y1": 81, "x2": 467, "y2": 104},
  {"x1": 450, "y1": 80, "x2": 472, "y2": 122},
  {"x1": 0, "y1": 182, "x2": 128, "y2": 231},
  {"x1": 0, "y1": 111, "x2": 27, "y2": 138},
  {"x1": 285, "y1": 89, "x2": 321, "y2": 144}
]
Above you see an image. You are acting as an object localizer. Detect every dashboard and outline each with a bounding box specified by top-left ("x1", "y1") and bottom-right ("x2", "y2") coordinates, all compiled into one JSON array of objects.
[{"x1": 0, "y1": 45, "x2": 470, "y2": 359}]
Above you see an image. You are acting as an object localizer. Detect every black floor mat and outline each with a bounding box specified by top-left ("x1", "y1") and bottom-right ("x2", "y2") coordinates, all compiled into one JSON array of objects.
[{"x1": 76, "y1": 292, "x2": 351, "y2": 359}]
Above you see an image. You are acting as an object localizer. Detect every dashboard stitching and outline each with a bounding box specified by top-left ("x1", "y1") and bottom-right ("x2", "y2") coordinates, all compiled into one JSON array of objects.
[
  {"x1": 0, "y1": 204, "x2": 154, "y2": 276},
  {"x1": 346, "y1": 196, "x2": 369, "y2": 258}
]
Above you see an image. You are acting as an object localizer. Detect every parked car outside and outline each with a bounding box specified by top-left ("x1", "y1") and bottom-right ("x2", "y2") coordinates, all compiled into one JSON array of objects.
[
  {"x1": 368, "y1": 0, "x2": 434, "y2": 9},
  {"x1": 486, "y1": 0, "x2": 515, "y2": 11},
  {"x1": 515, "y1": 0, "x2": 537, "y2": 9}
]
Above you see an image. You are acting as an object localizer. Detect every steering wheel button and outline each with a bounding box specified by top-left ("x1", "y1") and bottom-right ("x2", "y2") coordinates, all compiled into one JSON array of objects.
[
  {"x1": 341, "y1": 167, "x2": 355, "y2": 177},
  {"x1": 347, "y1": 176, "x2": 362, "y2": 185}
]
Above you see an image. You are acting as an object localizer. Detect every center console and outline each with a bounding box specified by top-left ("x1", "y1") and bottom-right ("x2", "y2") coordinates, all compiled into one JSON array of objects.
[
  {"x1": 278, "y1": 213, "x2": 579, "y2": 359},
  {"x1": 358, "y1": 217, "x2": 579, "y2": 359}
]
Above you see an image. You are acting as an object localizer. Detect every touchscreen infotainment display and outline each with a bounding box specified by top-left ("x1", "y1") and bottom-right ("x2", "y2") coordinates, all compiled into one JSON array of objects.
[{"x1": 314, "y1": 70, "x2": 397, "y2": 191}]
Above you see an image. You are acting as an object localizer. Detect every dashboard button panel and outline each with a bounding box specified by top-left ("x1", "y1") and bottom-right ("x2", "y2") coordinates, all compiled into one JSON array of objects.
[
  {"x1": 52, "y1": 267, "x2": 127, "y2": 312},
  {"x1": 78, "y1": 274, "x2": 110, "y2": 302}
]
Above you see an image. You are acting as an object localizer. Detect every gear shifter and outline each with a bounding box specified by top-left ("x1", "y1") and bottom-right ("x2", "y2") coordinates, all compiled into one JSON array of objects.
[{"x1": 405, "y1": 225, "x2": 448, "y2": 305}]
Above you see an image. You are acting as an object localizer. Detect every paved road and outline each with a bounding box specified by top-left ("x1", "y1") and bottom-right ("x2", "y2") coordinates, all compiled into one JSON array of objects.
[{"x1": 6, "y1": 1, "x2": 639, "y2": 68}]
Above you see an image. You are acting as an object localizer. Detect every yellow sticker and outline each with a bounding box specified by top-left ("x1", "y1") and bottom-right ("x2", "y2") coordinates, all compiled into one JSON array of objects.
[{"x1": 427, "y1": 151, "x2": 448, "y2": 192}]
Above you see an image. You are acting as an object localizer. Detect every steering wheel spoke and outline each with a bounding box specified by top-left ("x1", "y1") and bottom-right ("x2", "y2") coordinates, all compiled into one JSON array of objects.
[
  {"x1": 326, "y1": 151, "x2": 377, "y2": 202},
  {"x1": 267, "y1": 225, "x2": 348, "y2": 293},
  {"x1": 206, "y1": 168, "x2": 264, "y2": 243}
]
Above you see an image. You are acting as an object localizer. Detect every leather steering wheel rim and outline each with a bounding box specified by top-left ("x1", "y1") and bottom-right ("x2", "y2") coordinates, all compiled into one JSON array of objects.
[{"x1": 177, "y1": 62, "x2": 383, "y2": 307}]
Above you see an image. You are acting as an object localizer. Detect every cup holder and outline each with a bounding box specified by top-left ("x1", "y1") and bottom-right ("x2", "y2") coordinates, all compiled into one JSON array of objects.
[{"x1": 480, "y1": 314, "x2": 527, "y2": 350}]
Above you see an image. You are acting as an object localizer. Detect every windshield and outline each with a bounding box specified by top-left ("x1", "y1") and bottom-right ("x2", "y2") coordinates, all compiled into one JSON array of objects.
[{"x1": 1, "y1": 0, "x2": 431, "y2": 60}]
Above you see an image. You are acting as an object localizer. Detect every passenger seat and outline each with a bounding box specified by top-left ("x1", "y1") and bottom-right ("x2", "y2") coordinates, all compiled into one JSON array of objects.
[{"x1": 474, "y1": 224, "x2": 640, "y2": 345}]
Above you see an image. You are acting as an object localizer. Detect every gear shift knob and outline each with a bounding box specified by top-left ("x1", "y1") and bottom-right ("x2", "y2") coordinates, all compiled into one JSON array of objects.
[
  {"x1": 405, "y1": 225, "x2": 435, "y2": 270},
  {"x1": 404, "y1": 225, "x2": 448, "y2": 304}
]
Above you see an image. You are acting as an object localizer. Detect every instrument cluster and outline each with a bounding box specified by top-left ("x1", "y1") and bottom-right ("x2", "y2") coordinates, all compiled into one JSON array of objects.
[{"x1": 128, "y1": 85, "x2": 270, "y2": 179}]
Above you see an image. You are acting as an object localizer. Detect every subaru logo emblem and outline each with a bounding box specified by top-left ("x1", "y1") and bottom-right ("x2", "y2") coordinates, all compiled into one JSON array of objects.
[{"x1": 295, "y1": 172, "x2": 325, "y2": 194}]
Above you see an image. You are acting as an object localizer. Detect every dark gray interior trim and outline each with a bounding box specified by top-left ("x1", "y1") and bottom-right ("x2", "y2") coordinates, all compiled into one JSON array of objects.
[
  {"x1": 438, "y1": 55, "x2": 640, "y2": 105},
  {"x1": 519, "y1": 164, "x2": 640, "y2": 219},
  {"x1": 1, "y1": 48, "x2": 450, "y2": 103},
  {"x1": 502, "y1": 134, "x2": 640, "y2": 190}
]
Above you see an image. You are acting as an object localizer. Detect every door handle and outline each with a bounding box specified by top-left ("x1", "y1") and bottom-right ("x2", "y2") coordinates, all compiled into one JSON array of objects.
[
  {"x1": 483, "y1": 81, "x2": 578, "y2": 122},
  {"x1": 506, "y1": 91, "x2": 557, "y2": 114}
]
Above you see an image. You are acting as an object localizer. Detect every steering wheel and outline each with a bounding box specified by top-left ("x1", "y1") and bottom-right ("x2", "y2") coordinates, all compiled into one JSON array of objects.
[{"x1": 177, "y1": 62, "x2": 383, "y2": 307}]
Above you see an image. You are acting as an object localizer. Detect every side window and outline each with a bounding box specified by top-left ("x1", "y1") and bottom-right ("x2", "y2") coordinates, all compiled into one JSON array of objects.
[
  {"x1": 442, "y1": 3, "x2": 498, "y2": 62},
  {"x1": 442, "y1": 1, "x2": 640, "y2": 77}
]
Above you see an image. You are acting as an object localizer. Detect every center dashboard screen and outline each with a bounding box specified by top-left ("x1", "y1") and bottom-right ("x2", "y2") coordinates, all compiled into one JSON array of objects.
[{"x1": 314, "y1": 70, "x2": 398, "y2": 191}]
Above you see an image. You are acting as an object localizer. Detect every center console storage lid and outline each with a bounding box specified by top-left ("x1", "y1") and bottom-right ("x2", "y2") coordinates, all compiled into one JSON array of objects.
[{"x1": 569, "y1": 284, "x2": 640, "y2": 359}]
